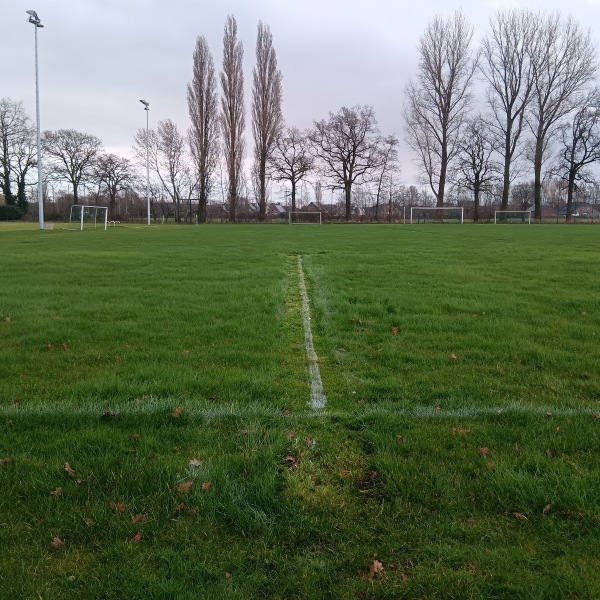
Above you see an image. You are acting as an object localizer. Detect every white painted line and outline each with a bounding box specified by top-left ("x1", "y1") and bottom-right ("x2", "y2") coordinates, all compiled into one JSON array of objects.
[
  {"x1": 0, "y1": 402, "x2": 595, "y2": 420},
  {"x1": 297, "y1": 255, "x2": 327, "y2": 410}
]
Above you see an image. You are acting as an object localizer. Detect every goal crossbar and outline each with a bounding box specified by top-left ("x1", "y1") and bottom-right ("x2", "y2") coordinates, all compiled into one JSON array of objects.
[{"x1": 410, "y1": 206, "x2": 464, "y2": 224}]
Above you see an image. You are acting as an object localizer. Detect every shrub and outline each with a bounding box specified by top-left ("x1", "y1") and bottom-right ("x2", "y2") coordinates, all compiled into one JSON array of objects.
[{"x1": 0, "y1": 205, "x2": 24, "y2": 221}]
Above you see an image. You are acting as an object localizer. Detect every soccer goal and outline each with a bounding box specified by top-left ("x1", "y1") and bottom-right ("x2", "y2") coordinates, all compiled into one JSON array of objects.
[
  {"x1": 289, "y1": 211, "x2": 322, "y2": 224},
  {"x1": 410, "y1": 206, "x2": 464, "y2": 224},
  {"x1": 494, "y1": 210, "x2": 531, "y2": 224},
  {"x1": 68, "y1": 205, "x2": 109, "y2": 231}
]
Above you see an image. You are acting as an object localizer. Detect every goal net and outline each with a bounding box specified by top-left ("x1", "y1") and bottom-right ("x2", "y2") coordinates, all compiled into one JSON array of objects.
[
  {"x1": 410, "y1": 206, "x2": 464, "y2": 224},
  {"x1": 289, "y1": 211, "x2": 322, "y2": 224},
  {"x1": 68, "y1": 205, "x2": 109, "y2": 231},
  {"x1": 494, "y1": 210, "x2": 531, "y2": 224}
]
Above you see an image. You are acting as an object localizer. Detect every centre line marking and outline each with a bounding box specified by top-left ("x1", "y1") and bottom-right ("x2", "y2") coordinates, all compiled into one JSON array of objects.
[{"x1": 297, "y1": 255, "x2": 327, "y2": 410}]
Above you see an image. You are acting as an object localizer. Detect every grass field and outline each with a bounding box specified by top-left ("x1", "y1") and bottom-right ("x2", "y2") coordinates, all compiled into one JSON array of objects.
[{"x1": 1, "y1": 222, "x2": 599, "y2": 599}]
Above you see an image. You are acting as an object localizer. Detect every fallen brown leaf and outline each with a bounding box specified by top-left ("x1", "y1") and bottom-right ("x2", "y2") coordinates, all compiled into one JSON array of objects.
[
  {"x1": 591, "y1": 413, "x2": 600, "y2": 420},
  {"x1": 543, "y1": 503, "x2": 554, "y2": 514},
  {"x1": 132, "y1": 513, "x2": 145, "y2": 523},
  {"x1": 177, "y1": 481, "x2": 193, "y2": 493},
  {"x1": 370, "y1": 559, "x2": 384, "y2": 578},
  {"x1": 201, "y1": 481, "x2": 213, "y2": 491},
  {"x1": 50, "y1": 487, "x2": 63, "y2": 497},
  {"x1": 392, "y1": 326, "x2": 399, "y2": 335},
  {"x1": 304, "y1": 437, "x2": 316, "y2": 446},
  {"x1": 452, "y1": 427, "x2": 472, "y2": 436},
  {"x1": 450, "y1": 353, "x2": 458, "y2": 360},
  {"x1": 0, "y1": 457, "x2": 13, "y2": 466},
  {"x1": 172, "y1": 407, "x2": 182, "y2": 418},
  {"x1": 49, "y1": 537, "x2": 65, "y2": 550},
  {"x1": 187, "y1": 506, "x2": 199, "y2": 518},
  {"x1": 478, "y1": 447, "x2": 491, "y2": 457},
  {"x1": 225, "y1": 572, "x2": 232, "y2": 579},
  {"x1": 513, "y1": 512, "x2": 528, "y2": 521},
  {"x1": 189, "y1": 459, "x2": 202, "y2": 468},
  {"x1": 173, "y1": 503, "x2": 186, "y2": 516},
  {"x1": 109, "y1": 501, "x2": 126, "y2": 513},
  {"x1": 64, "y1": 462, "x2": 76, "y2": 477},
  {"x1": 84, "y1": 517, "x2": 96, "y2": 527},
  {"x1": 132, "y1": 531, "x2": 143, "y2": 543}
]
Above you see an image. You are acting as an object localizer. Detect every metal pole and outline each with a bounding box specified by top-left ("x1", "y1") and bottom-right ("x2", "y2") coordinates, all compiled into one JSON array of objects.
[
  {"x1": 146, "y1": 106, "x2": 150, "y2": 225},
  {"x1": 33, "y1": 19, "x2": 44, "y2": 229}
]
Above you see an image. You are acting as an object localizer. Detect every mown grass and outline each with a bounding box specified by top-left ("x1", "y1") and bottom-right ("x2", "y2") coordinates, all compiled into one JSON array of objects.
[{"x1": 0, "y1": 223, "x2": 599, "y2": 599}]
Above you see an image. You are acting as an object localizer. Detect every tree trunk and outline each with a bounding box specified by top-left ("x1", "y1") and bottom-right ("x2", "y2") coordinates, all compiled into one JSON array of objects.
[
  {"x1": 345, "y1": 182, "x2": 352, "y2": 221},
  {"x1": 533, "y1": 128, "x2": 544, "y2": 221},
  {"x1": 566, "y1": 170, "x2": 576, "y2": 223}
]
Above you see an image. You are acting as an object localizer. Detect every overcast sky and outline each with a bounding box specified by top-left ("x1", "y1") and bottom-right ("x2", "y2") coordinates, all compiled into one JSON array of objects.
[{"x1": 3, "y1": 0, "x2": 600, "y2": 188}]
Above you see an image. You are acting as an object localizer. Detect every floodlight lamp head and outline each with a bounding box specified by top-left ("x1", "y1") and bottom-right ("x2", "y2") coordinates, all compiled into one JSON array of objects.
[
  {"x1": 26, "y1": 10, "x2": 38, "y2": 18},
  {"x1": 139, "y1": 99, "x2": 149, "y2": 109}
]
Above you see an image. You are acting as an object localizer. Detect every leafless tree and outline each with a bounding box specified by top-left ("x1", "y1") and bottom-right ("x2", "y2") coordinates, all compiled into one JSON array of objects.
[
  {"x1": 404, "y1": 11, "x2": 477, "y2": 206},
  {"x1": 554, "y1": 90, "x2": 600, "y2": 221},
  {"x1": 372, "y1": 135, "x2": 399, "y2": 221},
  {"x1": 187, "y1": 36, "x2": 219, "y2": 223},
  {"x1": 454, "y1": 116, "x2": 500, "y2": 222},
  {"x1": 269, "y1": 126, "x2": 313, "y2": 214},
  {"x1": 220, "y1": 15, "x2": 245, "y2": 222},
  {"x1": 528, "y1": 13, "x2": 598, "y2": 220},
  {"x1": 252, "y1": 21, "x2": 283, "y2": 222},
  {"x1": 133, "y1": 119, "x2": 194, "y2": 223},
  {"x1": 93, "y1": 153, "x2": 135, "y2": 219},
  {"x1": 0, "y1": 99, "x2": 36, "y2": 211},
  {"x1": 42, "y1": 129, "x2": 103, "y2": 205},
  {"x1": 310, "y1": 105, "x2": 381, "y2": 221},
  {"x1": 480, "y1": 9, "x2": 538, "y2": 211}
]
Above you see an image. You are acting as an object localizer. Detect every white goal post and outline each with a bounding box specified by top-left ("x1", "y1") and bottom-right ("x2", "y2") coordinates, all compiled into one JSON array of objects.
[
  {"x1": 494, "y1": 210, "x2": 531, "y2": 224},
  {"x1": 68, "y1": 205, "x2": 109, "y2": 231},
  {"x1": 410, "y1": 206, "x2": 464, "y2": 224},
  {"x1": 289, "y1": 211, "x2": 322, "y2": 224}
]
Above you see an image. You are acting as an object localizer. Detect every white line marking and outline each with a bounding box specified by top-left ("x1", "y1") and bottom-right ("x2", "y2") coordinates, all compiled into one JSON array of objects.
[
  {"x1": 0, "y1": 402, "x2": 595, "y2": 420},
  {"x1": 297, "y1": 255, "x2": 327, "y2": 410}
]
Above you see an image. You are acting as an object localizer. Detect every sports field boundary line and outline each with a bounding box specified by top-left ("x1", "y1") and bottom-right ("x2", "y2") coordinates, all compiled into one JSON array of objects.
[
  {"x1": 1, "y1": 403, "x2": 596, "y2": 420},
  {"x1": 297, "y1": 255, "x2": 327, "y2": 410}
]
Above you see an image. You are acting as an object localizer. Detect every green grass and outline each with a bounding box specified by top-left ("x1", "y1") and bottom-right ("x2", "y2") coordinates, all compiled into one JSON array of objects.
[{"x1": 0, "y1": 223, "x2": 599, "y2": 599}]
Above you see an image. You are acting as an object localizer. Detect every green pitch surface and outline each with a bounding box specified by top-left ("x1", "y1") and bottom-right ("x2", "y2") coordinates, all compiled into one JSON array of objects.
[{"x1": 1, "y1": 223, "x2": 599, "y2": 599}]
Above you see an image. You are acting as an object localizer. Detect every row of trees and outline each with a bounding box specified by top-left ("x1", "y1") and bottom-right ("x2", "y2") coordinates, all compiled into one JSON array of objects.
[
  {"x1": 405, "y1": 10, "x2": 600, "y2": 222},
  {"x1": 3, "y1": 10, "x2": 599, "y2": 223}
]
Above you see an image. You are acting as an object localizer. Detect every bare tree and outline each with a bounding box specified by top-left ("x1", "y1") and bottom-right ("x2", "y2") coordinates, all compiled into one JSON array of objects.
[
  {"x1": 42, "y1": 129, "x2": 103, "y2": 205},
  {"x1": 554, "y1": 90, "x2": 600, "y2": 221},
  {"x1": 372, "y1": 135, "x2": 399, "y2": 221},
  {"x1": 252, "y1": 21, "x2": 283, "y2": 222},
  {"x1": 454, "y1": 116, "x2": 500, "y2": 222},
  {"x1": 481, "y1": 9, "x2": 538, "y2": 211},
  {"x1": 310, "y1": 105, "x2": 381, "y2": 221},
  {"x1": 133, "y1": 119, "x2": 194, "y2": 223},
  {"x1": 404, "y1": 11, "x2": 477, "y2": 206},
  {"x1": 220, "y1": 15, "x2": 245, "y2": 223},
  {"x1": 187, "y1": 36, "x2": 219, "y2": 223},
  {"x1": 0, "y1": 99, "x2": 37, "y2": 211},
  {"x1": 269, "y1": 126, "x2": 313, "y2": 215},
  {"x1": 528, "y1": 13, "x2": 598, "y2": 220},
  {"x1": 93, "y1": 154, "x2": 135, "y2": 219}
]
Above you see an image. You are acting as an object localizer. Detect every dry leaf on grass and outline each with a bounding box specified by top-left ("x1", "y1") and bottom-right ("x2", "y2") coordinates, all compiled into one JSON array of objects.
[
  {"x1": 177, "y1": 481, "x2": 193, "y2": 493},
  {"x1": 189, "y1": 459, "x2": 202, "y2": 468},
  {"x1": 513, "y1": 512, "x2": 528, "y2": 521},
  {"x1": 49, "y1": 537, "x2": 65, "y2": 550},
  {"x1": 0, "y1": 457, "x2": 13, "y2": 466},
  {"x1": 478, "y1": 447, "x2": 491, "y2": 457},
  {"x1": 172, "y1": 407, "x2": 182, "y2": 418},
  {"x1": 132, "y1": 531, "x2": 143, "y2": 543},
  {"x1": 109, "y1": 501, "x2": 126, "y2": 513},
  {"x1": 543, "y1": 503, "x2": 554, "y2": 514},
  {"x1": 50, "y1": 487, "x2": 63, "y2": 497},
  {"x1": 370, "y1": 559, "x2": 384, "y2": 578},
  {"x1": 201, "y1": 481, "x2": 213, "y2": 491}
]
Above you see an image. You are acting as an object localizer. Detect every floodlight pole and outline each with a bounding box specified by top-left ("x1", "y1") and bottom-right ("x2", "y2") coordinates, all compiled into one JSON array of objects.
[
  {"x1": 140, "y1": 99, "x2": 150, "y2": 225},
  {"x1": 27, "y1": 10, "x2": 44, "y2": 230}
]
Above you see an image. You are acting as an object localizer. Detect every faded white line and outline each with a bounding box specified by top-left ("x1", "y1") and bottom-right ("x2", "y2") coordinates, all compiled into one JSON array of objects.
[
  {"x1": 0, "y1": 402, "x2": 595, "y2": 420},
  {"x1": 297, "y1": 255, "x2": 327, "y2": 410}
]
